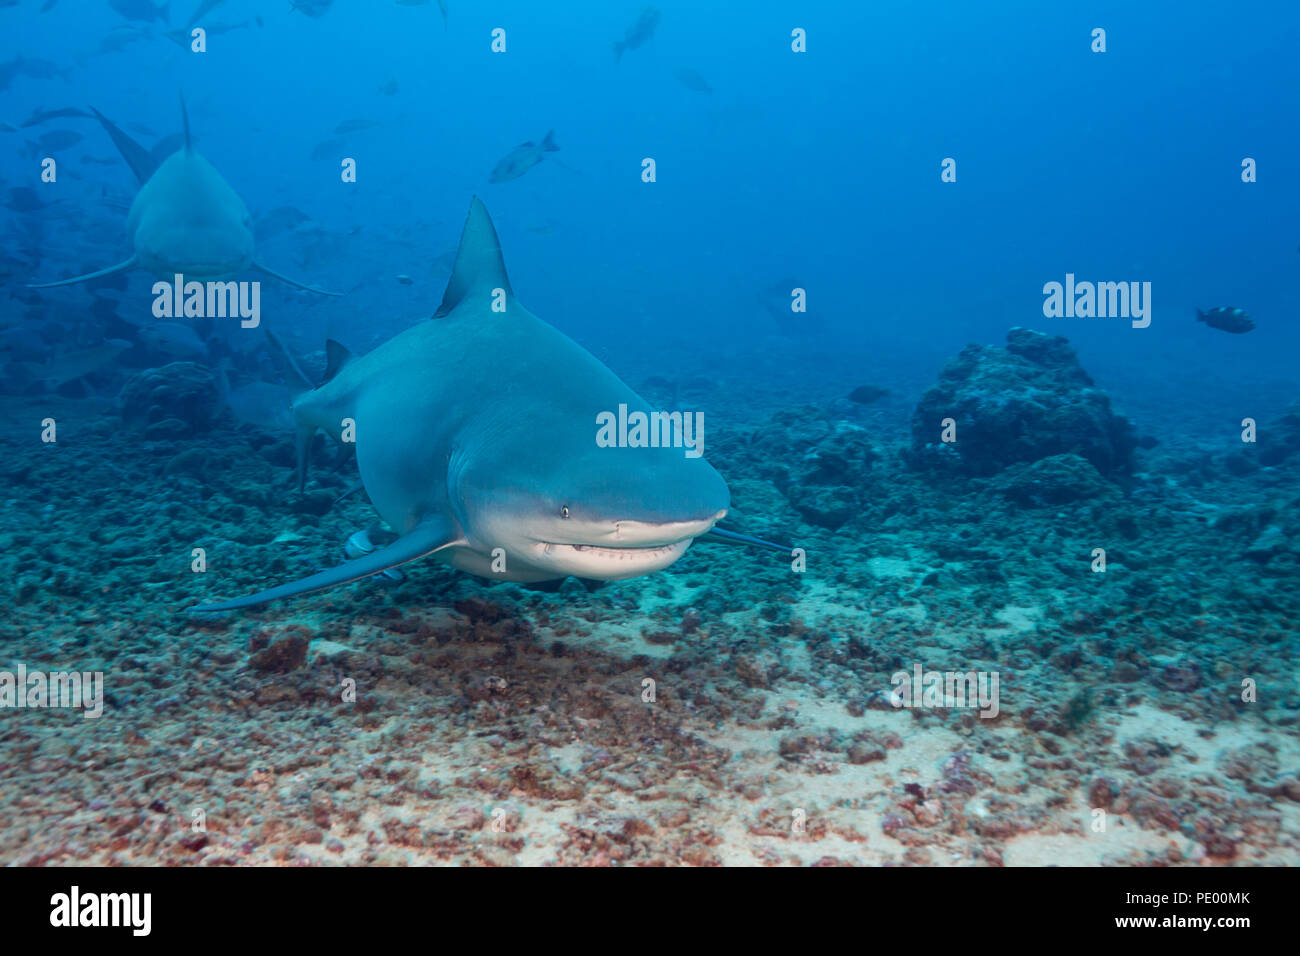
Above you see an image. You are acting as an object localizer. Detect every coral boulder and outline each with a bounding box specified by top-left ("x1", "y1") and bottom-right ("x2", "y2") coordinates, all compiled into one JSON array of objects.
[{"x1": 910, "y1": 328, "x2": 1137, "y2": 478}]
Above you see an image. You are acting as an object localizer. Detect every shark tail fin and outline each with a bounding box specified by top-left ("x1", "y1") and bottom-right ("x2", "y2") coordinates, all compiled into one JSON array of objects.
[
  {"x1": 435, "y1": 196, "x2": 511, "y2": 317},
  {"x1": 189, "y1": 516, "x2": 463, "y2": 612},
  {"x1": 1196, "y1": 309, "x2": 1206, "y2": 323},
  {"x1": 542, "y1": 130, "x2": 559, "y2": 152},
  {"x1": 251, "y1": 260, "x2": 344, "y2": 296},
  {"x1": 28, "y1": 256, "x2": 137, "y2": 289},
  {"x1": 613, "y1": 40, "x2": 625, "y2": 62}
]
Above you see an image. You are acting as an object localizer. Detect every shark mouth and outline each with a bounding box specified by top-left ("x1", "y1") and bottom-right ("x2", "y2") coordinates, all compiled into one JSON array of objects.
[
  {"x1": 541, "y1": 540, "x2": 691, "y2": 561},
  {"x1": 534, "y1": 538, "x2": 693, "y2": 579}
]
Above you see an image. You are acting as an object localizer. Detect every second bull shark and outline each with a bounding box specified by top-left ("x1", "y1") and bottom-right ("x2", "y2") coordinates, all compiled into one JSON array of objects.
[
  {"x1": 192, "y1": 197, "x2": 785, "y2": 612},
  {"x1": 29, "y1": 102, "x2": 341, "y2": 295}
]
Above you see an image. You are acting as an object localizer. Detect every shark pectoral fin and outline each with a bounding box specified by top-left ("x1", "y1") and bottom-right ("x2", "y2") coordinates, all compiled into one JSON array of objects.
[
  {"x1": 251, "y1": 260, "x2": 344, "y2": 296},
  {"x1": 701, "y1": 526, "x2": 795, "y2": 553},
  {"x1": 189, "y1": 518, "x2": 464, "y2": 613},
  {"x1": 27, "y1": 256, "x2": 137, "y2": 289}
]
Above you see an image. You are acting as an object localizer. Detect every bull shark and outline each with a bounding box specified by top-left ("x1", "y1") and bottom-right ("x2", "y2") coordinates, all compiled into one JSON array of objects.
[
  {"x1": 192, "y1": 197, "x2": 784, "y2": 612},
  {"x1": 28, "y1": 102, "x2": 340, "y2": 295}
]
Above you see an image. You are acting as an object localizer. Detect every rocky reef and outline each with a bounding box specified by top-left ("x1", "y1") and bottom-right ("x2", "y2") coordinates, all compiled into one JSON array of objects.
[
  {"x1": 0, "y1": 332, "x2": 1296, "y2": 867},
  {"x1": 118, "y1": 362, "x2": 218, "y2": 441},
  {"x1": 909, "y1": 328, "x2": 1138, "y2": 479}
]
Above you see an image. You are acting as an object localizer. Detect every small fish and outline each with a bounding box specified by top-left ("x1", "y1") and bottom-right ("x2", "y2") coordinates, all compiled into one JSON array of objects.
[
  {"x1": 0, "y1": 325, "x2": 47, "y2": 361},
  {"x1": 848, "y1": 385, "x2": 891, "y2": 405},
  {"x1": 1196, "y1": 306, "x2": 1255, "y2": 334},
  {"x1": 396, "y1": 274, "x2": 413, "y2": 285},
  {"x1": 673, "y1": 67, "x2": 712, "y2": 94},
  {"x1": 93, "y1": 25, "x2": 150, "y2": 56},
  {"x1": 38, "y1": 130, "x2": 84, "y2": 151},
  {"x1": 165, "y1": 19, "x2": 257, "y2": 46},
  {"x1": 8, "y1": 187, "x2": 47, "y2": 213},
  {"x1": 614, "y1": 6, "x2": 660, "y2": 62},
  {"x1": 377, "y1": 78, "x2": 399, "y2": 96},
  {"x1": 176, "y1": 0, "x2": 225, "y2": 32},
  {"x1": 490, "y1": 130, "x2": 559, "y2": 183},
  {"x1": 110, "y1": 0, "x2": 171, "y2": 23},
  {"x1": 289, "y1": 0, "x2": 333, "y2": 17},
  {"x1": 255, "y1": 205, "x2": 311, "y2": 238},
  {"x1": 218, "y1": 366, "x2": 295, "y2": 431},
  {"x1": 0, "y1": 57, "x2": 68, "y2": 91},
  {"x1": 20, "y1": 106, "x2": 93, "y2": 128},
  {"x1": 334, "y1": 118, "x2": 380, "y2": 135},
  {"x1": 311, "y1": 137, "x2": 343, "y2": 160},
  {"x1": 137, "y1": 321, "x2": 208, "y2": 361},
  {"x1": 21, "y1": 339, "x2": 132, "y2": 389}
]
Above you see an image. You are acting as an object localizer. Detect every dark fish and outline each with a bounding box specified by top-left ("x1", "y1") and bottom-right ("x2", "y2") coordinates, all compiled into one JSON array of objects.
[
  {"x1": 673, "y1": 67, "x2": 712, "y2": 94},
  {"x1": 0, "y1": 57, "x2": 68, "y2": 91},
  {"x1": 490, "y1": 130, "x2": 559, "y2": 183},
  {"x1": 20, "y1": 106, "x2": 93, "y2": 128},
  {"x1": 255, "y1": 205, "x2": 311, "y2": 238},
  {"x1": 109, "y1": 0, "x2": 171, "y2": 23},
  {"x1": 11, "y1": 58, "x2": 66, "y2": 80},
  {"x1": 38, "y1": 130, "x2": 84, "y2": 151},
  {"x1": 614, "y1": 6, "x2": 660, "y2": 62},
  {"x1": 377, "y1": 78, "x2": 399, "y2": 96},
  {"x1": 21, "y1": 339, "x2": 132, "y2": 389},
  {"x1": 311, "y1": 137, "x2": 343, "y2": 160},
  {"x1": 334, "y1": 118, "x2": 380, "y2": 135},
  {"x1": 165, "y1": 18, "x2": 257, "y2": 46},
  {"x1": 289, "y1": 0, "x2": 333, "y2": 17},
  {"x1": 848, "y1": 385, "x2": 891, "y2": 405},
  {"x1": 137, "y1": 321, "x2": 208, "y2": 361},
  {"x1": 216, "y1": 362, "x2": 294, "y2": 431},
  {"x1": 175, "y1": 0, "x2": 225, "y2": 31},
  {"x1": 94, "y1": 25, "x2": 149, "y2": 56},
  {"x1": 1197, "y1": 306, "x2": 1255, "y2": 334},
  {"x1": 8, "y1": 187, "x2": 47, "y2": 212}
]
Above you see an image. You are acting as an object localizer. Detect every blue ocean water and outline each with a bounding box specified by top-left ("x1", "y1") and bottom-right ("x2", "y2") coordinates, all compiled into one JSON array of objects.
[{"x1": 5, "y1": 0, "x2": 1294, "y2": 421}]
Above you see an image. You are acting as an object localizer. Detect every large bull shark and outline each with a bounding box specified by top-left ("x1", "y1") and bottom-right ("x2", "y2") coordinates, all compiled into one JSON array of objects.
[
  {"x1": 28, "y1": 102, "x2": 340, "y2": 295},
  {"x1": 193, "y1": 197, "x2": 784, "y2": 612}
]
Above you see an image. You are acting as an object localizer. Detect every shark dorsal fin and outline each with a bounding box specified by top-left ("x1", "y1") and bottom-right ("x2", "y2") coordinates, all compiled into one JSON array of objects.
[
  {"x1": 89, "y1": 106, "x2": 158, "y2": 184},
  {"x1": 434, "y1": 195, "x2": 512, "y2": 318},
  {"x1": 180, "y1": 95, "x2": 192, "y2": 153},
  {"x1": 321, "y1": 339, "x2": 353, "y2": 386}
]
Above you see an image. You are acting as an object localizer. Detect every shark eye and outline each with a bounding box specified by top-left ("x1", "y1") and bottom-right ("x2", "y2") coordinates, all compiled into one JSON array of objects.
[{"x1": 560, "y1": 505, "x2": 571, "y2": 519}]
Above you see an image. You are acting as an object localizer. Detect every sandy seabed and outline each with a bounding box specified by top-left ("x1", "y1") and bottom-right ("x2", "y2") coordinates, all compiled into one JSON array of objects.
[{"x1": 1, "y1": 388, "x2": 1297, "y2": 867}]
